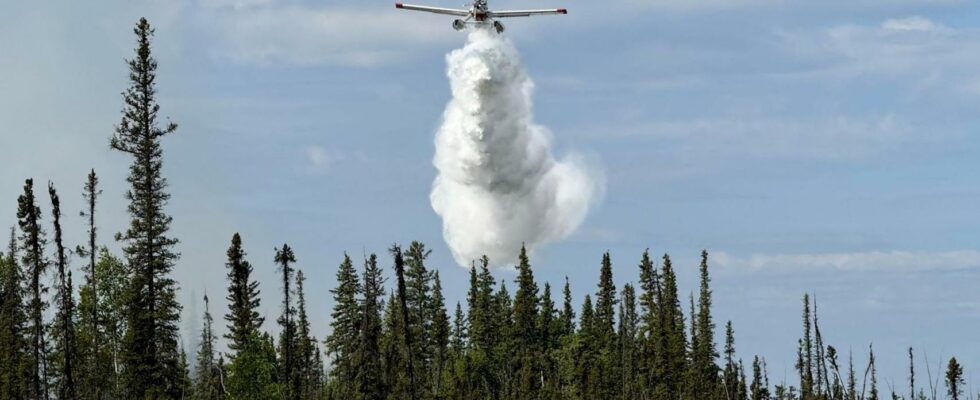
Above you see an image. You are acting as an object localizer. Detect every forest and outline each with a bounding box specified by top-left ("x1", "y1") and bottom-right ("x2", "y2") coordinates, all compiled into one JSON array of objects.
[{"x1": 0, "y1": 17, "x2": 974, "y2": 400}]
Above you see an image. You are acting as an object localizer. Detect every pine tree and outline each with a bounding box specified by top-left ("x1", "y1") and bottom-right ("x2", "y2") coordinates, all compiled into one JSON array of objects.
[
  {"x1": 800, "y1": 294, "x2": 814, "y2": 398},
  {"x1": 274, "y1": 244, "x2": 299, "y2": 400},
  {"x1": 111, "y1": 18, "x2": 183, "y2": 397},
  {"x1": 74, "y1": 169, "x2": 105, "y2": 399},
  {"x1": 636, "y1": 249, "x2": 662, "y2": 398},
  {"x1": 294, "y1": 270, "x2": 317, "y2": 400},
  {"x1": 660, "y1": 254, "x2": 687, "y2": 399},
  {"x1": 48, "y1": 183, "x2": 78, "y2": 399},
  {"x1": 18, "y1": 178, "x2": 50, "y2": 399},
  {"x1": 867, "y1": 344, "x2": 878, "y2": 400},
  {"x1": 724, "y1": 321, "x2": 738, "y2": 400},
  {"x1": 0, "y1": 228, "x2": 28, "y2": 399},
  {"x1": 559, "y1": 277, "x2": 575, "y2": 338},
  {"x1": 224, "y1": 233, "x2": 263, "y2": 357},
  {"x1": 750, "y1": 356, "x2": 770, "y2": 400},
  {"x1": 619, "y1": 283, "x2": 639, "y2": 400},
  {"x1": 430, "y1": 271, "x2": 451, "y2": 398},
  {"x1": 355, "y1": 254, "x2": 385, "y2": 400},
  {"x1": 512, "y1": 245, "x2": 541, "y2": 397},
  {"x1": 325, "y1": 254, "x2": 361, "y2": 398},
  {"x1": 193, "y1": 295, "x2": 222, "y2": 400},
  {"x1": 945, "y1": 357, "x2": 964, "y2": 400},
  {"x1": 692, "y1": 250, "x2": 718, "y2": 396},
  {"x1": 391, "y1": 245, "x2": 419, "y2": 400},
  {"x1": 403, "y1": 241, "x2": 434, "y2": 396}
]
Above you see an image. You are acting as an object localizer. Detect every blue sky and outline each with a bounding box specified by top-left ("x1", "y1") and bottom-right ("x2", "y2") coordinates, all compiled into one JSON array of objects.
[{"x1": 2, "y1": 0, "x2": 980, "y2": 385}]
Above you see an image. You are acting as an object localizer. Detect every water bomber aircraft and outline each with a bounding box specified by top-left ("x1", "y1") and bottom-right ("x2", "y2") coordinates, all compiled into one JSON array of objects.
[{"x1": 395, "y1": 0, "x2": 567, "y2": 34}]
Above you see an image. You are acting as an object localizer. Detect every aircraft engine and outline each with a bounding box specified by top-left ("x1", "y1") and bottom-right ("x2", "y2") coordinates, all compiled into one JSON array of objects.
[
  {"x1": 493, "y1": 20, "x2": 505, "y2": 33},
  {"x1": 453, "y1": 19, "x2": 466, "y2": 31}
]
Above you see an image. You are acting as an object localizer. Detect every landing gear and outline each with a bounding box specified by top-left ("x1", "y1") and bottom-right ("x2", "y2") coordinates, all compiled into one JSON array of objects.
[
  {"x1": 453, "y1": 19, "x2": 466, "y2": 31},
  {"x1": 493, "y1": 20, "x2": 505, "y2": 33}
]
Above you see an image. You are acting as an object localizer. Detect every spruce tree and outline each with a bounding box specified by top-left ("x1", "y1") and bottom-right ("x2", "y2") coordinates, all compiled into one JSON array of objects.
[
  {"x1": 294, "y1": 270, "x2": 316, "y2": 400},
  {"x1": 274, "y1": 244, "x2": 299, "y2": 400},
  {"x1": 18, "y1": 178, "x2": 49, "y2": 399},
  {"x1": 619, "y1": 283, "x2": 639, "y2": 399},
  {"x1": 512, "y1": 245, "x2": 541, "y2": 397},
  {"x1": 75, "y1": 170, "x2": 109, "y2": 399},
  {"x1": 559, "y1": 277, "x2": 575, "y2": 337},
  {"x1": 0, "y1": 228, "x2": 28, "y2": 399},
  {"x1": 800, "y1": 294, "x2": 814, "y2": 398},
  {"x1": 724, "y1": 321, "x2": 738, "y2": 400},
  {"x1": 403, "y1": 241, "x2": 433, "y2": 396},
  {"x1": 945, "y1": 357, "x2": 964, "y2": 400},
  {"x1": 660, "y1": 254, "x2": 687, "y2": 399},
  {"x1": 693, "y1": 250, "x2": 718, "y2": 396},
  {"x1": 325, "y1": 254, "x2": 361, "y2": 398},
  {"x1": 111, "y1": 17, "x2": 183, "y2": 397},
  {"x1": 224, "y1": 233, "x2": 262, "y2": 356},
  {"x1": 48, "y1": 183, "x2": 78, "y2": 399},
  {"x1": 430, "y1": 271, "x2": 451, "y2": 398},
  {"x1": 355, "y1": 254, "x2": 385, "y2": 400},
  {"x1": 391, "y1": 244, "x2": 419, "y2": 400},
  {"x1": 193, "y1": 295, "x2": 222, "y2": 400}
]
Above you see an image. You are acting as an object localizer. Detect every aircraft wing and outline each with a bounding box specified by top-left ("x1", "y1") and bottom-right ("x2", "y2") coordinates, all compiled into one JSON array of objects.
[
  {"x1": 395, "y1": 3, "x2": 470, "y2": 16},
  {"x1": 489, "y1": 8, "x2": 567, "y2": 18}
]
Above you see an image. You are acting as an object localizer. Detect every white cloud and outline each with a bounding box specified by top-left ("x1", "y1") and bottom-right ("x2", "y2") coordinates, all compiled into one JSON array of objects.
[
  {"x1": 599, "y1": 114, "x2": 920, "y2": 160},
  {"x1": 206, "y1": 5, "x2": 457, "y2": 66},
  {"x1": 881, "y1": 16, "x2": 944, "y2": 32},
  {"x1": 305, "y1": 145, "x2": 342, "y2": 173},
  {"x1": 777, "y1": 16, "x2": 980, "y2": 87},
  {"x1": 714, "y1": 250, "x2": 980, "y2": 272}
]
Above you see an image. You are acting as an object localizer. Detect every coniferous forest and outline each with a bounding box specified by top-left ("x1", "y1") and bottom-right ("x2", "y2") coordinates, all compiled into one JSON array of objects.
[{"x1": 1, "y1": 17, "x2": 976, "y2": 400}]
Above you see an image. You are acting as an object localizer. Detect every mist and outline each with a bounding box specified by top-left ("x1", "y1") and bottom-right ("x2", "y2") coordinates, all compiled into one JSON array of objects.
[{"x1": 430, "y1": 29, "x2": 603, "y2": 268}]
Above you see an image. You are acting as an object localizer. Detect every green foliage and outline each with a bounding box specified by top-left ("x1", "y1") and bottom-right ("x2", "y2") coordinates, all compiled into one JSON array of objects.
[
  {"x1": 946, "y1": 357, "x2": 964, "y2": 400},
  {"x1": 111, "y1": 17, "x2": 184, "y2": 398},
  {"x1": 224, "y1": 233, "x2": 263, "y2": 357},
  {"x1": 0, "y1": 229, "x2": 28, "y2": 399},
  {"x1": 193, "y1": 295, "x2": 223, "y2": 400},
  {"x1": 47, "y1": 183, "x2": 78, "y2": 399},
  {"x1": 17, "y1": 178, "x2": 49, "y2": 399},
  {"x1": 227, "y1": 332, "x2": 281, "y2": 400},
  {"x1": 77, "y1": 248, "x2": 127, "y2": 399}
]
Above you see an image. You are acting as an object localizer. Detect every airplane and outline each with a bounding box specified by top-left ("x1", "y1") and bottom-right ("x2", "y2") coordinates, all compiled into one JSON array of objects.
[{"x1": 395, "y1": 0, "x2": 567, "y2": 34}]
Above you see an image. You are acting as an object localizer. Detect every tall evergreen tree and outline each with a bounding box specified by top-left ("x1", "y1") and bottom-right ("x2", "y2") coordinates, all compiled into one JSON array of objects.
[
  {"x1": 325, "y1": 254, "x2": 361, "y2": 398},
  {"x1": 799, "y1": 294, "x2": 814, "y2": 398},
  {"x1": 223, "y1": 233, "x2": 262, "y2": 356},
  {"x1": 619, "y1": 283, "x2": 640, "y2": 400},
  {"x1": 403, "y1": 241, "x2": 434, "y2": 396},
  {"x1": 75, "y1": 170, "x2": 109, "y2": 400},
  {"x1": 18, "y1": 178, "x2": 49, "y2": 399},
  {"x1": 110, "y1": 18, "x2": 183, "y2": 397},
  {"x1": 391, "y1": 245, "x2": 419, "y2": 400},
  {"x1": 692, "y1": 250, "x2": 718, "y2": 396},
  {"x1": 355, "y1": 254, "x2": 385, "y2": 400},
  {"x1": 274, "y1": 244, "x2": 299, "y2": 400},
  {"x1": 193, "y1": 295, "x2": 222, "y2": 400},
  {"x1": 660, "y1": 254, "x2": 687, "y2": 399},
  {"x1": 559, "y1": 277, "x2": 575, "y2": 338},
  {"x1": 430, "y1": 271, "x2": 451, "y2": 398},
  {"x1": 945, "y1": 357, "x2": 964, "y2": 400},
  {"x1": 48, "y1": 183, "x2": 78, "y2": 399},
  {"x1": 0, "y1": 228, "x2": 28, "y2": 399},
  {"x1": 512, "y1": 245, "x2": 541, "y2": 397},
  {"x1": 724, "y1": 321, "x2": 739, "y2": 400},
  {"x1": 294, "y1": 270, "x2": 317, "y2": 400},
  {"x1": 636, "y1": 249, "x2": 662, "y2": 398}
]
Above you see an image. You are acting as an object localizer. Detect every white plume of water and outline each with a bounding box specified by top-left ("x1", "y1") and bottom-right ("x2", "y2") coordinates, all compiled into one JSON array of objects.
[{"x1": 430, "y1": 29, "x2": 603, "y2": 268}]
